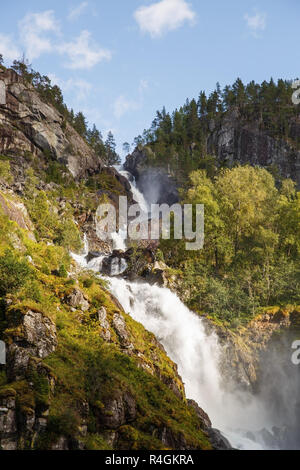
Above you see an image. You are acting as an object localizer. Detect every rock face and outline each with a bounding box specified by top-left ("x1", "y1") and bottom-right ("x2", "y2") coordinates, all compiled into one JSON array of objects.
[
  {"x1": 95, "y1": 392, "x2": 137, "y2": 429},
  {"x1": 6, "y1": 309, "x2": 57, "y2": 381},
  {"x1": 124, "y1": 148, "x2": 179, "y2": 205},
  {"x1": 211, "y1": 306, "x2": 300, "y2": 392},
  {"x1": 0, "y1": 68, "x2": 102, "y2": 179},
  {"x1": 66, "y1": 288, "x2": 90, "y2": 312},
  {"x1": 207, "y1": 109, "x2": 300, "y2": 186},
  {"x1": 0, "y1": 191, "x2": 35, "y2": 239},
  {"x1": 0, "y1": 306, "x2": 57, "y2": 450}
]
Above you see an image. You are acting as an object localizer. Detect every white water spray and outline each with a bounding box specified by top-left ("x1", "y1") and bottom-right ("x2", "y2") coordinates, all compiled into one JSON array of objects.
[
  {"x1": 117, "y1": 167, "x2": 149, "y2": 216},
  {"x1": 106, "y1": 277, "x2": 270, "y2": 450}
]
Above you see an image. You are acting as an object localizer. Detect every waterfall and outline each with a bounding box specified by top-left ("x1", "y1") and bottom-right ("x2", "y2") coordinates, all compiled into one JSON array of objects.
[
  {"x1": 117, "y1": 167, "x2": 149, "y2": 216},
  {"x1": 105, "y1": 277, "x2": 268, "y2": 450},
  {"x1": 71, "y1": 167, "x2": 298, "y2": 450}
]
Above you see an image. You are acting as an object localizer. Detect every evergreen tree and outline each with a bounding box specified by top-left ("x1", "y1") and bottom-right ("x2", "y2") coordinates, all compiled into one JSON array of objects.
[
  {"x1": 73, "y1": 112, "x2": 88, "y2": 139},
  {"x1": 198, "y1": 91, "x2": 207, "y2": 116},
  {"x1": 87, "y1": 124, "x2": 105, "y2": 157},
  {"x1": 123, "y1": 142, "x2": 131, "y2": 154},
  {"x1": 105, "y1": 131, "x2": 120, "y2": 165}
]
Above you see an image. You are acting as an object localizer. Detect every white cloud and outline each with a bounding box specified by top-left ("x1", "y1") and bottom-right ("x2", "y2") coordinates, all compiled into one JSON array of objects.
[
  {"x1": 48, "y1": 73, "x2": 92, "y2": 101},
  {"x1": 113, "y1": 95, "x2": 140, "y2": 119},
  {"x1": 134, "y1": 0, "x2": 195, "y2": 38},
  {"x1": 19, "y1": 10, "x2": 60, "y2": 60},
  {"x1": 139, "y1": 79, "x2": 149, "y2": 93},
  {"x1": 0, "y1": 34, "x2": 21, "y2": 61},
  {"x1": 1, "y1": 10, "x2": 111, "y2": 70},
  {"x1": 68, "y1": 2, "x2": 89, "y2": 21},
  {"x1": 58, "y1": 30, "x2": 112, "y2": 69},
  {"x1": 244, "y1": 12, "x2": 266, "y2": 38}
]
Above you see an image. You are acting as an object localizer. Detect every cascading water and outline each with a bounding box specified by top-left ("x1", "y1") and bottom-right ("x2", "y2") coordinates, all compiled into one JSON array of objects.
[
  {"x1": 105, "y1": 277, "x2": 270, "y2": 450},
  {"x1": 71, "y1": 167, "x2": 299, "y2": 450},
  {"x1": 117, "y1": 167, "x2": 149, "y2": 216},
  {"x1": 108, "y1": 167, "x2": 149, "y2": 254}
]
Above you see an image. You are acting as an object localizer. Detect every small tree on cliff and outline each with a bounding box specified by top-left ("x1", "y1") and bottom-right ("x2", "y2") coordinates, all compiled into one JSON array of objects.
[
  {"x1": 105, "y1": 131, "x2": 120, "y2": 165},
  {"x1": 73, "y1": 112, "x2": 88, "y2": 139},
  {"x1": 0, "y1": 54, "x2": 3, "y2": 66},
  {"x1": 123, "y1": 142, "x2": 130, "y2": 155},
  {"x1": 11, "y1": 55, "x2": 32, "y2": 81}
]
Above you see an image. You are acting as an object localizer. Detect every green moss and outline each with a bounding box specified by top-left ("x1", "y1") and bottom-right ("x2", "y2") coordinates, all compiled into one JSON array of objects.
[
  {"x1": 43, "y1": 311, "x2": 211, "y2": 450},
  {"x1": 83, "y1": 433, "x2": 112, "y2": 450}
]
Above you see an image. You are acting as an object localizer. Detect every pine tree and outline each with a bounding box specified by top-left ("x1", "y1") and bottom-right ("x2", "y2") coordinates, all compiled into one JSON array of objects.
[
  {"x1": 232, "y1": 78, "x2": 246, "y2": 108},
  {"x1": 198, "y1": 91, "x2": 207, "y2": 116},
  {"x1": 123, "y1": 142, "x2": 131, "y2": 154},
  {"x1": 186, "y1": 99, "x2": 199, "y2": 141},
  {"x1": 73, "y1": 112, "x2": 88, "y2": 139},
  {"x1": 105, "y1": 131, "x2": 120, "y2": 165}
]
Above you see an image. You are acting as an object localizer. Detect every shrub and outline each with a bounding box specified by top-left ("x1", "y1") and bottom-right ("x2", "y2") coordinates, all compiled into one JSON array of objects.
[
  {"x1": 0, "y1": 250, "x2": 32, "y2": 296},
  {"x1": 55, "y1": 219, "x2": 82, "y2": 253},
  {"x1": 24, "y1": 280, "x2": 42, "y2": 303},
  {"x1": 83, "y1": 278, "x2": 94, "y2": 289},
  {"x1": 0, "y1": 161, "x2": 13, "y2": 183},
  {"x1": 57, "y1": 264, "x2": 68, "y2": 278}
]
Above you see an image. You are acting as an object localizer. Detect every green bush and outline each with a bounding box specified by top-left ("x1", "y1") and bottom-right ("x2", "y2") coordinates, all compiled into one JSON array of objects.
[
  {"x1": 0, "y1": 161, "x2": 13, "y2": 183},
  {"x1": 57, "y1": 264, "x2": 68, "y2": 278},
  {"x1": 0, "y1": 250, "x2": 32, "y2": 296},
  {"x1": 24, "y1": 280, "x2": 42, "y2": 303},
  {"x1": 55, "y1": 219, "x2": 82, "y2": 252},
  {"x1": 83, "y1": 278, "x2": 94, "y2": 289}
]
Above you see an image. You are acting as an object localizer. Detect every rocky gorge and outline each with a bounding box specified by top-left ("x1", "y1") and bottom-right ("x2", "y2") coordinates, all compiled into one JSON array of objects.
[{"x1": 0, "y1": 67, "x2": 300, "y2": 451}]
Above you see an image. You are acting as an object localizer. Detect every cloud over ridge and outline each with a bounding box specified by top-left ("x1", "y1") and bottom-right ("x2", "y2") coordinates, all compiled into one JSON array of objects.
[{"x1": 134, "y1": 0, "x2": 196, "y2": 38}]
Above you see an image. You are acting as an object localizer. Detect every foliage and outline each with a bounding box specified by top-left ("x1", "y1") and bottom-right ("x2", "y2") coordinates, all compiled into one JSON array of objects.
[
  {"x1": 0, "y1": 161, "x2": 13, "y2": 183},
  {"x1": 160, "y1": 165, "x2": 300, "y2": 324},
  {"x1": 133, "y1": 78, "x2": 300, "y2": 180},
  {"x1": 0, "y1": 250, "x2": 32, "y2": 296}
]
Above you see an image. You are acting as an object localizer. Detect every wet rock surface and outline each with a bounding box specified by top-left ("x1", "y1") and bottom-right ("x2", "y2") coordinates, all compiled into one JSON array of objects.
[{"x1": 125, "y1": 148, "x2": 179, "y2": 205}]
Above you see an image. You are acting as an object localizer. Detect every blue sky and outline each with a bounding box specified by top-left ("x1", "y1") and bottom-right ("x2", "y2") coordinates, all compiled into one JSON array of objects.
[{"x1": 0, "y1": 0, "x2": 299, "y2": 157}]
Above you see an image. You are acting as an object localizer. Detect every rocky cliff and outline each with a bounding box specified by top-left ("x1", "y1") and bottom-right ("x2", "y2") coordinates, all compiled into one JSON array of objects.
[
  {"x1": 124, "y1": 148, "x2": 179, "y2": 205},
  {"x1": 207, "y1": 108, "x2": 300, "y2": 186},
  {"x1": 0, "y1": 68, "x2": 102, "y2": 179}
]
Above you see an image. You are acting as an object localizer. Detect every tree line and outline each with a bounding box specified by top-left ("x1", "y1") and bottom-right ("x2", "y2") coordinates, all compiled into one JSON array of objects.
[{"x1": 132, "y1": 77, "x2": 300, "y2": 179}]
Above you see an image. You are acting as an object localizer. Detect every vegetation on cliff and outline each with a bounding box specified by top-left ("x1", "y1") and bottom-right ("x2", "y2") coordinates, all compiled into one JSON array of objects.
[
  {"x1": 157, "y1": 164, "x2": 300, "y2": 326},
  {"x1": 5, "y1": 59, "x2": 120, "y2": 166},
  {"x1": 132, "y1": 78, "x2": 300, "y2": 179}
]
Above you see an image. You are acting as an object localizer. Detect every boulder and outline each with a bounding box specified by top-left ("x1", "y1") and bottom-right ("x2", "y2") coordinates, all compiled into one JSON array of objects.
[
  {"x1": 96, "y1": 392, "x2": 136, "y2": 429},
  {"x1": 6, "y1": 310, "x2": 57, "y2": 380},
  {"x1": 98, "y1": 307, "x2": 111, "y2": 342},
  {"x1": 66, "y1": 289, "x2": 90, "y2": 312},
  {"x1": 112, "y1": 313, "x2": 133, "y2": 350}
]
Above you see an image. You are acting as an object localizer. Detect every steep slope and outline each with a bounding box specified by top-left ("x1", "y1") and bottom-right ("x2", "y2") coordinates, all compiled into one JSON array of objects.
[
  {"x1": 0, "y1": 68, "x2": 101, "y2": 179},
  {"x1": 207, "y1": 108, "x2": 300, "y2": 186},
  {"x1": 0, "y1": 69, "x2": 225, "y2": 451}
]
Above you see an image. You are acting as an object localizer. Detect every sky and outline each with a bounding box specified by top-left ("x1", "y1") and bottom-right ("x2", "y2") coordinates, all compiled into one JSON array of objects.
[{"x1": 0, "y1": 0, "x2": 299, "y2": 157}]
